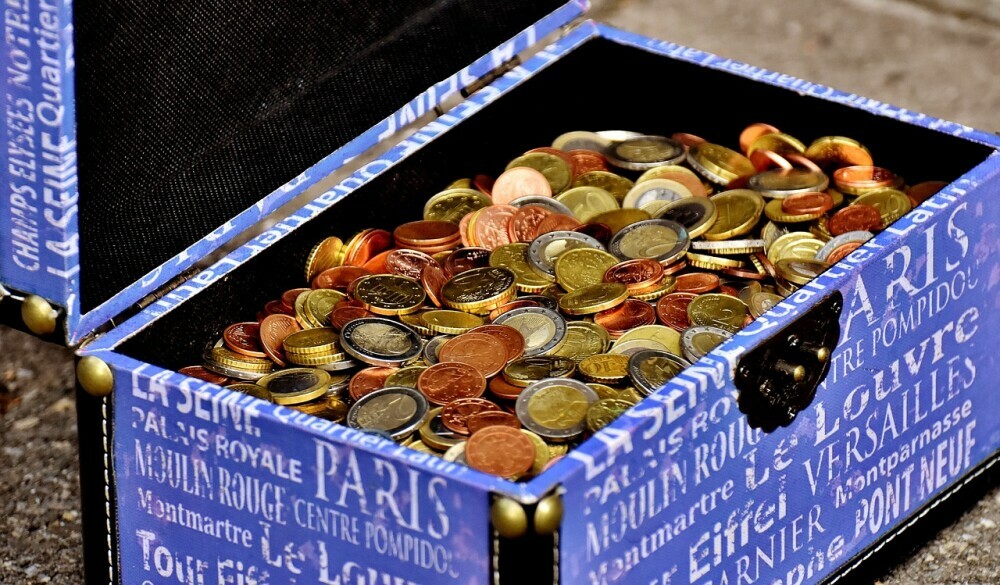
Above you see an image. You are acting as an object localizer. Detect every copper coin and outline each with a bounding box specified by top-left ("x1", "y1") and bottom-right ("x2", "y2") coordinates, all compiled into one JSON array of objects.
[
  {"x1": 739, "y1": 122, "x2": 781, "y2": 153},
  {"x1": 420, "y1": 263, "x2": 449, "y2": 308},
  {"x1": 754, "y1": 252, "x2": 780, "y2": 281},
  {"x1": 441, "y1": 397, "x2": 502, "y2": 435},
  {"x1": 465, "y1": 425, "x2": 535, "y2": 478},
  {"x1": 829, "y1": 204, "x2": 883, "y2": 235},
  {"x1": 594, "y1": 299, "x2": 656, "y2": 337},
  {"x1": 907, "y1": 181, "x2": 947, "y2": 206},
  {"x1": 467, "y1": 411, "x2": 521, "y2": 434},
  {"x1": 575, "y1": 223, "x2": 613, "y2": 245},
  {"x1": 784, "y1": 153, "x2": 823, "y2": 173},
  {"x1": 826, "y1": 242, "x2": 863, "y2": 264},
  {"x1": 491, "y1": 167, "x2": 552, "y2": 205},
  {"x1": 437, "y1": 332, "x2": 507, "y2": 378},
  {"x1": 489, "y1": 376, "x2": 525, "y2": 401},
  {"x1": 473, "y1": 205, "x2": 517, "y2": 250},
  {"x1": 533, "y1": 213, "x2": 582, "y2": 237},
  {"x1": 604, "y1": 259, "x2": 664, "y2": 292},
  {"x1": 719, "y1": 285, "x2": 741, "y2": 297},
  {"x1": 468, "y1": 324, "x2": 525, "y2": 363},
  {"x1": 720, "y1": 266, "x2": 768, "y2": 281},
  {"x1": 675, "y1": 273, "x2": 720, "y2": 294},
  {"x1": 349, "y1": 367, "x2": 397, "y2": 401},
  {"x1": 749, "y1": 149, "x2": 793, "y2": 172},
  {"x1": 661, "y1": 260, "x2": 688, "y2": 276},
  {"x1": 488, "y1": 299, "x2": 543, "y2": 321},
  {"x1": 642, "y1": 167, "x2": 708, "y2": 197},
  {"x1": 280, "y1": 288, "x2": 310, "y2": 311},
  {"x1": 361, "y1": 249, "x2": 393, "y2": 273},
  {"x1": 329, "y1": 305, "x2": 373, "y2": 330},
  {"x1": 781, "y1": 191, "x2": 834, "y2": 215},
  {"x1": 259, "y1": 314, "x2": 302, "y2": 367},
  {"x1": 394, "y1": 220, "x2": 460, "y2": 247},
  {"x1": 444, "y1": 247, "x2": 491, "y2": 277},
  {"x1": 312, "y1": 266, "x2": 372, "y2": 291},
  {"x1": 671, "y1": 132, "x2": 707, "y2": 148},
  {"x1": 264, "y1": 299, "x2": 293, "y2": 316},
  {"x1": 343, "y1": 229, "x2": 393, "y2": 266},
  {"x1": 417, "y1": 362, "x2": 487, "y2": 405},
  {"x1": 178, "y1": 366, "x2": 229, "y2": 386},
  {"x1": 474, "y1": 174, "x2": 495, "y2": 196},
  {"x1": 459, "y1": 212, "x2": 476, "y2": 247},
  {"x1": 527, "y1": 147, "x2": 578, "y2": 176},
  {"x1": 223, "y1": 322, "x2": 266, "y2": 358},
  {"x1": 567, "y1": 149, "x2": 608, "y2": 176},
  {"x1": 385, "y1": 249, "x2": 438, "y2": 280},
  {"x1": 833, "y1": 166, "x2": 898, "y2": 191},
  {"x1": 656, "y1": 292, "x2": 698, "y2": 331},
  {"x1": 508, "y1": 204, "x2": 553, "y2": 242}
]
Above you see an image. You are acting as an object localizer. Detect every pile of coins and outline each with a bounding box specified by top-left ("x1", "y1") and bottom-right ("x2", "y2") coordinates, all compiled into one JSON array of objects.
[{"x1": 181, "y1": 124, "x2": 943, "y2": 480}]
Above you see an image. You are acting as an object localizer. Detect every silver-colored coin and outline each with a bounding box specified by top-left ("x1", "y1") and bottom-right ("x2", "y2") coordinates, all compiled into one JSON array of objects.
[
  {"x1": 340, "y1": 317, "x2": 423, "y2": 367},
  {"x1": 680, "y1": 326, "x2": 732, "y2": 363},
  {"x1": 493, "y1": 307, "x2": 567, "y2": 357},
  {"x1": 422, "y1": 335, "x2": 453, "y2": 365},
  {"x1": 509, "y1": 195, "x2": 575, "y2": 216},
  {"x1": 608, "y1": 219, "x2": 690, "y2": 264},
  {"x1": 201, "y1": 360, "x2": 269, "y2": 381},
  {"x1": 748, "y1": 169, "x2": 829, "y2": 199},
  {"x1": 605, "y1": 135, "x2": 686, "y2": 171},
  {"x1": 628, "y1": 349, "x2": 691, "y2": 396},
  {"x1": 622, "y1": 179, "x2": 692, "y2": 212},
  {"x1": 346, "y1": 387, "x2": 429, "y2": 441},
  {"x1": 691, "y1": 239, "x2": 766, "y2": 252},
  {"x1": 527, "y1": 230, "x2": 605, "y2": 277},
  {"x1": 258, "y1": 368, "x2": 330, "y2": 405},
  {"x1": 515, "y1": 377, "x2": 599, "y2": 442},
  {"x1": 815, "y1": 230, "x2": 874, "y2": 262},
  {"x1": 314, "y1": 359, "x2": 360, "y2": 372}
]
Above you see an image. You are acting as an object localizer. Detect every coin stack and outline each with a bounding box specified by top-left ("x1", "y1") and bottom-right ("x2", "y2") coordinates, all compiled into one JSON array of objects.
[{"x1": 182, "y1": 124, "x2": 943, "y2": 480}]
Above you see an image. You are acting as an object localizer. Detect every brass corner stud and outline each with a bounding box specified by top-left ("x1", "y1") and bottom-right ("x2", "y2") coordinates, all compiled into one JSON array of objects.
[
  {"x1": 533, "y1": 493, "x2": 563, "y2": 535},
  {"x1": 77, "y1": 356, "x2": 114, "y2": 397},
  {"x1": 21, "y1": 294, "x2": 58, "y2": 336},
  {"x1": 491, "y1": 497, "x2": 528, "y2": 539}
]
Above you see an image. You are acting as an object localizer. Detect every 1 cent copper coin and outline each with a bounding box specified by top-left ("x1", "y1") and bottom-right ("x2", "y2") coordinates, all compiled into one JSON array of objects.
[
  {"x1": 437, "y1": 332, "x2": 507, "y2": 378},
  {"x1": 675, "y1": 273, "x2": 720, "y2": 294},
  {"x1": 829, "y1": 204, "x2": 883, "y2": 235},
  {"x1": 907, "y1": 181, "x2": 947, "y2": 206},
  {"x1": 441, "y1": 397, "x2": 502, "y2": 435},
  {"x1": 468, "y1": 324, "x2": 525, "y2": 363},
  {"x1": 467, "y1": 410, "x2": 521, "y2": 434},
  {"x1": 509, "y1": 204, "x2": 553, "y2": 242},
  {"x1": 178, "y1": 366, "x2": 229, "y2": 386},
  {"x1": 749, "y1": 149, "x2": 793, "y2": 172},
  {"x1": 656, "y1": 292, "x2": 698, "y2": 331},
  {"x1": 465, "y1": 425, "x2": 535, "y2": 478},
  {"x1": 781, "y1": 191, "x2": 834, "y2": 215},
  {"x1": 473, "y1": 205, "x2": 517, "y2": 250},
  {"x1": 223, "y1": 322, "x2": 266, "y2": 358},
  {"x1": 417, "y1": 362, "x2": 487, "y2": 405},
  {"x1": 671, "y1": 132, "x2": 707, "y2": 148},
  {"x1": 259, "y1": 314, "x2": 302, "y2": 367},
  {"x1": 594, "y1": 299, "x2": 657, "y2": 338},
  {"x1": 312, "y1": 266, "x2": 372, "y2": 291},
  {"x1": 492, "y1": 167, "x2": 553, "y2": 205},
  {"x1": 349, "y1": 367, "x2": 397, "y2": 401}
]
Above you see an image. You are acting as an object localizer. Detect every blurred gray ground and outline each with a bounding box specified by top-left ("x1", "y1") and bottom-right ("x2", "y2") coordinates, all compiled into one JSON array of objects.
[{"x1": 1, "y1": 0, "x2": 998, "y2": 583}]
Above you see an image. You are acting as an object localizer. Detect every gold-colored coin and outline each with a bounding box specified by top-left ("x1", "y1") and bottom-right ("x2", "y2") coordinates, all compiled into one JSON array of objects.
[
  {"x1": 420, "y1": 310, "x2": 485, "y2": 334},
  {"x1": 384, "y1": 365, "x2": 427, "y2": 389},
  {"x1": 558, "y1": 283, "x2": 629, "y2": 315},
  {"x1": 508, "y1": 152, "x2": 573, "y2": 194},
  {"x1": 399, "y1": 312, "x2": 435, "y2": 336},
  {"x1": 424, "y1": 188, "x2": 492, "y2": 223},
  {"x1": 688, "y1": 143, "x2": 756, "y2": 184},
  {"x1": 702, "y1": 190, "x2": 764, "y2": 240},
  {"x1": 578, "y1": 354, "x2": 630, "y2": 383},
  {"x1": 775, "y1": 258, "x2": 830, "y2": 286},
  {"x1": 441, "y1": 267, "x2": 518, "y2": 313},
  {"x1": 304, "y1": 289, "x2": 346, "y2": 327},
  {"x1": 767, "y1": 233, "x2": 825, "y2": 264},
  {"x1": 554, "y1": 248, "x2": 620, "y2": 292},
  {"x1": 749, "y1": 292, "x2": 785, "y2": 318},
  {"x1": 764, "y1": 198, "x2": 824, "y2": 223},
  {"x1": 572, "y1": 170, "x2": 634, "y2": 202},
  {"x1": 258, "y1": 367, "x2": 331, "y2": 405},
  {"x1": 419, "y1": 408, "x2": 463, "y2": 451},
  {"x1": 586, "y1": 398, "x2": 634, "y2": 433},
  {"x1": 526, "y1": 384, "x2": 590, "y2": 430},
  {"x1": 294, "y1": 289, "x2": 315, "y2": 328},
  {"x1": 209, "y1": 347, "x2": 274, "y2": 372},
  {"x1": 490, "y1": 244, "x2": 555, "y2": 293},
  {"x1": 286, "y1": 349, "x2": 348, "y2": 366},
  {"x1": 555, "y1": 186, "x2": 620, "y2": 222},
  {"x1": 805, "y1": 136, "x2": 872, "y2": 169},
  {"x1": 227, "y1": 383, "x2": 272, "y2": 401},
  {"x1": 685, "y1": 252, "x2": 746, "y2": 269},
  {"x1": 353, "y1": 274, "x2": 426, "y2": 316},
  {"x1": 305, "y1": 236, "x2": 344, "y2": 281},
  {"x1": 853, "y1": 188, "x2": 912, "y2": 225},
  {"x1": 520, "y1": 430, "x2": 552, "y2": 476},
  {"x1": 747, "y1": 132, "x2": 807, "y2": 156},
  {"x1": 546, "y1": 442, "x2": 569, "y2": 457},
  {"x1": 587, "y1": 384, "x2": 643, "y2": 405},
  {"x1": 290, "y1": 396, "x2": 349, "y2": 421},
  {"x1": 636, "y1": 164, "x2": 706, "y2": 193},
  {"x1": 283, "y1": 327, "x2": 340, "y2": 355},
  {"x1": 407, "y1": 440, "x2": 436, "y2": 454},
  {"x1": 446, "y1": 178, "x2": 472, "y2": 189},
  {"x1": 692, "y1": 239, "x2": 766, "y2": 255},
  {"x1": 810, "y1": 217, "x2": 834, "y2": 242},
  {"x1": 687, "y1": 294, "x2": 750, "y2": 333},
  {"x1": 503, "y1": 356, "x2": 577, "y2": 387},
  {"x1": 551, "y1": 321, "x2": 611, "y2": 362},
  {"x1": 610, "y1": 324, "x2": 682, "y2": 357},
  {"x1": 588, "y1": 208, "x2": 652, "y2": 234},
  {"x1": 629, "y1": 277, "x2": 677, "y2": 301}
]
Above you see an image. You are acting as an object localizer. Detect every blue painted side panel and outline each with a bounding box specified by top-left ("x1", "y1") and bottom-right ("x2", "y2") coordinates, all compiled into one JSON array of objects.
[
  {"x1": 107, "y1": 350, "x2": 493, "y2": 585},
  {"x1": 0, "y1": 0, "x2": 79, "y2": 311},
  {"x1": 558, "y1": 154, "x2": 1000, "y2": 585}
]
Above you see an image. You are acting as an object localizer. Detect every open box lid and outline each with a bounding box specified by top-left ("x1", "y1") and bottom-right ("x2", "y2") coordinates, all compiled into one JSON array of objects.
[{"x1": 0, "y1": 0, "x2": 585, "y2": 344}]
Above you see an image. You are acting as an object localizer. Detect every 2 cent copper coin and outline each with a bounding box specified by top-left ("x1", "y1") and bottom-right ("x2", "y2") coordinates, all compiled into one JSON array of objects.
[
  {"x1": 223, "y1": 322, "x2": 266, "y2": 358},
  {"x1": 441, "y1": 397, "x2": 502, "y2": 435},
  {"x1": 829, "y1": 204, "x2": 883, "y2": 235},
  {"x1": 467, "y1": 410, "x2": 521, "y2": 434},
  {"x1": 280, "y1": 288, "x2": 310, "y2": 311},
  {"x1": 438, "y1": 332, "x2": 507, "y2": 378},
  {"x1": 826, "y1": 242, "x2": 863, "y2": 264},
  {"x1": 656, "y1": 292, "x2": 698, "y2": 331},
  {"x1": 568, "y1": 149, "x2": 608, "y2": 176},
  {"x1": 417, "y1": 362, "x2": 487, "y2": 405},
  {"x1": 675, "y1": 273, "x2": 720, "y2": 294},
  {"x1": 465, "y1": 425, "x2": 536, "y2": 478},
  {"x1": 259, "y1": 314, "x2": 302, "y2": 367}
]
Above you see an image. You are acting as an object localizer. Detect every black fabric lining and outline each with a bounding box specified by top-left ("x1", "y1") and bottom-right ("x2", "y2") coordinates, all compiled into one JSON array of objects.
[
  {"x1": 74, "y1": 0, "x2": 565, "y2": 313},
  {"x1": 119, "y1": 38, "x2": 993, "y2": 369}
]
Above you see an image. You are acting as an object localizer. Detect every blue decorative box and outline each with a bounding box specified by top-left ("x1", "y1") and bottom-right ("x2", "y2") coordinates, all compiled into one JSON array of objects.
[{"x1": 3, "y1": 2, "x2": 999, "y2": 584}]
